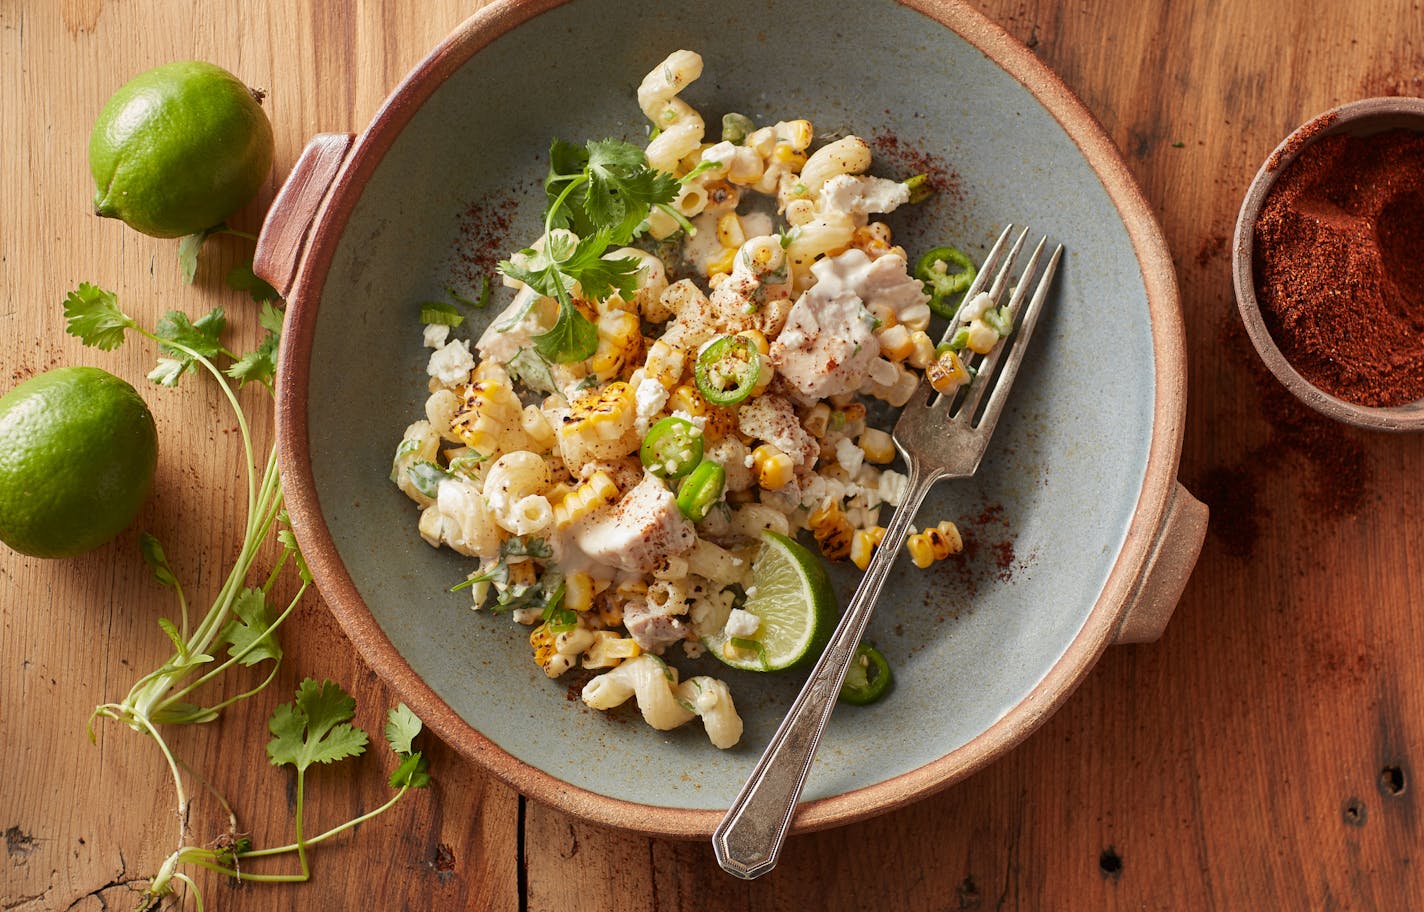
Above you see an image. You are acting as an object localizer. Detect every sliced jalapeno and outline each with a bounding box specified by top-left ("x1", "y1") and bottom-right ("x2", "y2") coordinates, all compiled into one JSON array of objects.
[
  {"x1": 915, "y1": 245, "x2": 977, "y2": 320},
  {"x1": 694, "y1": 335, "x2": 762, "y2": 406},
  {"x1": 838, "y1": 642, "x2": 893, "y2": 705},
  {"x1": 640, "y1": 416, "x2": 704, "y2": 479},
  {"x1": 676, "y1": 460, "x2": 726, "y2": 522}
]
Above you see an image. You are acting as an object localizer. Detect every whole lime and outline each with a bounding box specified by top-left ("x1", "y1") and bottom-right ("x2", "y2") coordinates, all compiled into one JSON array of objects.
[
  {"x1": 89, "y1": 60, "x2": 275, "y2": 239},
  {"x1": 0, "y1": 367, "x2": 158, "y2": 558}
]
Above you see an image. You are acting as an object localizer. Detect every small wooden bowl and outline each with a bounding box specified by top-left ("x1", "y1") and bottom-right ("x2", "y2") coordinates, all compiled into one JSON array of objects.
[{"x1": 1232, "y1": 96, "x2": 1424, "y2": 431}]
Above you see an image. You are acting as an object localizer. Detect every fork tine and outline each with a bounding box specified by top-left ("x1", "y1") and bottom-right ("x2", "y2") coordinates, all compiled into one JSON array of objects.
[
  {"x1": 953, "y1": 234, "x2": 1045, "y2": 418},
  {"x1": 968, "y1": 242, "x2": 1062, "y2": 437},
  {"x1": 982, "y1": 226, "x2": 1031, "y2": 307}
]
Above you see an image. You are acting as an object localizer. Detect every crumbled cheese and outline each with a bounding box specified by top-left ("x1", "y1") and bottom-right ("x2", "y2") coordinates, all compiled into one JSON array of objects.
[
  {"x1": 724, "y1": 608, "x2": 761, "y2": 638},
  {"x1": 671, "y1": 408, "x2": 707, "y2": 430},
  {"x1": 817, "y1": 174, "x2": 911, "y2": 218},
  {"x1": 958, "y1": 291, "x2": 994, "y2": 324},
  {"x1": 835, "y1": 437, "x2": 865, "y2": 476},
  {"x1": 879, "y1": 469, "x2": 909, "y2": 508},
  {"x1": 634, "y1": 376, "x2": 669, "y2": 435},
  {"x1": 422, "y1": 323, "x2": 451, "y2": 349},
  {"x1": 427, "y1": 338, "x2": 475, "y2": 387}
]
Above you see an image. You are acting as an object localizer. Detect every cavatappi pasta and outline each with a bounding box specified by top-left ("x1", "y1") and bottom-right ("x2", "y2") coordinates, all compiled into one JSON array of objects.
[{"x1": 395, "y1": 51, "x2": 1002, "y2": 749}]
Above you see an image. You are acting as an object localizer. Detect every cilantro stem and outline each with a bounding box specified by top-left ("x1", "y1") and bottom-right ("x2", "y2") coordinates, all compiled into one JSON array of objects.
[
  {"x1": 545, "y1": 173, "x2": 588, "y2": 236},
  {"x1": 655, "y1": 202, "x2": 696, "y2": 236},
  {"x1": 170, "y1": 872, "x2": 205, "y2": 912},
  {"x1": 237, "y1": 784, "x2": 412, "y2": 858}
]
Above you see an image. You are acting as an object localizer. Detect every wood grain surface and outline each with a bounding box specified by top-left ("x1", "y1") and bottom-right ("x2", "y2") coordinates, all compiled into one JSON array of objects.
[{"x1": 4, "y1": 1, "x2": 1423, "y2": 909}]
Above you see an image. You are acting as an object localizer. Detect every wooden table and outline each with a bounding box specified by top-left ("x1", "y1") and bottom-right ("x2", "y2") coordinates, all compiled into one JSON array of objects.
[{"x1": 5, "y1": 1, "x2": 1423, "y2": 909}]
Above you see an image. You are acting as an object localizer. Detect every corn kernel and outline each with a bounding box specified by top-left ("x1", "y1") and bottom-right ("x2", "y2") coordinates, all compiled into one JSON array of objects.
[
  {"x1": 804, "y1": 402, "x2": 831, "y2": 438},
  {"x1": 876, "y1": 324, "x2": 914, "y2": 362},
  {"x1": 907, "y1": 330, "x2": 936, "y2": 369},
  {"x1": 643, "y1": 340, "x2": 686, "y2": 389},
  {"x1": 565, "y1": 572, "x2": 595, "y2": 612},
  {"x1": 808, "y1": 501, "x2": 854, "y2": 562},
  {"x1": 772, "y1": 143, "x2": 807, "y2": 168},
  {"x1": 906, "y1": 532, "x2": 935, "y2": 569},
  {"x1": 966, "y1": 318, "x2": 1000, "y2": 355},
  {"x1": 936, "y1": 520, "x2": 964, "y2": 554},
  {"x1": 927, "y1": 350, "x2": 970, "y2": 395},
  {"x1": 589, "y1": 310, "x2": 644, "y2": 381},
  {"x1": 849, "y1": 528, "x2": 878, "y2": 570},
  {"x1": 859, "y1": 428, "x2": 895, "y2": 464},
  {"x1": 751, "y1": 445, "x2": 794, "y2": 491},
  {"x1": 706, "y1": 245, "x2": 739, "y2": 277},
  {"x1": 552, "y1": 470, "x2": 620, "y2": 528},
  {"x1": 737, "y1": 329, "x2": 771, "y2": 356},
  {"x1": 782, "y1": 119, "x2": 814, "y2": 151},
  {"x1": 716, "y1": 213, "x2": 746, "y2": 249}
]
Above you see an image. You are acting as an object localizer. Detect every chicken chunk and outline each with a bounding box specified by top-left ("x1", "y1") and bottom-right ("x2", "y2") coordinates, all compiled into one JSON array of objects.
[{"x1": 571, "y1": 473, "x2": 695, "y2": 574}]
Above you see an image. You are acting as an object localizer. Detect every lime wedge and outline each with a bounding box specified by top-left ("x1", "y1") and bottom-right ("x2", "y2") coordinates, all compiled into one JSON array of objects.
[{"x1": 705, "y1": 530, "x2": 838, "y2": 672}]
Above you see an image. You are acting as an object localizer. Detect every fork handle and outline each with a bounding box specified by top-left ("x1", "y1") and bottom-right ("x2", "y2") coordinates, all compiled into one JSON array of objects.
[{"x1": 712, "y1": 464, "x2": 940, "y2": 879}]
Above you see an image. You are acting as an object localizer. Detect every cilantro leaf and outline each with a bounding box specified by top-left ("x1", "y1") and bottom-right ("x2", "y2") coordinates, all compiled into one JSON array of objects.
[
  {"x1": 63, "y1": 283, "x2": 135, "y2": 351},
  {"x1": 501, "y1": 536, "x2": 552, "y2": 560},
  {"x1": 220, "y1": 587, "x2": 282, "y2": 667},
  {"x1": 278, "y1": 522, "x2": 313, "y2": 585},
  {"x1": 225, "y1": 260, "x2": 281, "y2": 303},
  {"x1": 267, "y1": 679, "x2": 368, "y2": 771},
  {"x1": 406, "y1": 460, "x2": 450, "y2": 500},
  {"x1": 153, "y1": 307, "x2": 227, "y2": 383},
  {"x1": 545, "y1": 139, "x2": 593, "y2": 234},
  {"x1": 533, "y1": 300, "x2": 598, "y2": 363},
  {"x1": 389, "y1": 751, "x2": 431, "y2": 789},
  {"x1": 179, "y1": 227, "x2": 223, "y2": 285},
  {"x1": 226, "y1": 331, "x2": 278, "y2": 387},
  {"x1": 384, "y1": 703, "x2": 423, "y2": 755}
]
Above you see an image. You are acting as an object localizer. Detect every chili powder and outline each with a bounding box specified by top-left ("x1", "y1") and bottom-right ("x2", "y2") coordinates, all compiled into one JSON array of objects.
[{"x1": 1252, "y1": 127, "x2": 1424, "y2": 407}]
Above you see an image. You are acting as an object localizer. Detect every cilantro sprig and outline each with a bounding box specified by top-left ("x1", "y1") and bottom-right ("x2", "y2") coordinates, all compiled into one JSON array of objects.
[
  {"x1": 497, "y1": 138, "x2": 679, "y2": 363},
  {"x1": 70, "y1": 282, "x2": 431, "y2": 909}
]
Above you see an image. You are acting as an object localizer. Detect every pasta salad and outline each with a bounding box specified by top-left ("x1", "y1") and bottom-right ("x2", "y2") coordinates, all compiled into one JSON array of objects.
[{"x1": 393, "y1": 50, "x2": 1006, "y2": 749}]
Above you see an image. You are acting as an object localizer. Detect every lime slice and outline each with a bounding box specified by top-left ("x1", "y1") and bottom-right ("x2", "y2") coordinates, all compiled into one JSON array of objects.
[{"x1": 705, "y1": 530, "x2": 837, "y2": 672}]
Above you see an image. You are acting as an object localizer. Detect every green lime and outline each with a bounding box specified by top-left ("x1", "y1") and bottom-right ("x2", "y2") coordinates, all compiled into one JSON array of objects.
[
  {"x1": 705, "y1": 530, "x2": 838, "y2": 672},
  {"x1": 0, "y1": 367, "x2": 158, "y2": 558},
  {"x1": 89, "y1": 60, "x2": 275, "y2": 238}
]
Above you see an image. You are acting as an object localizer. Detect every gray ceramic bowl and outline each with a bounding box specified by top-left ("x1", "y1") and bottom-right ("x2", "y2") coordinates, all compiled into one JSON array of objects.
[
  {"x1": 259, "y1": 0, "x2": 1207, "y2": 837},
  {"x1": 1233, "y1": 97, "x2": 1424, "y2": 431}
]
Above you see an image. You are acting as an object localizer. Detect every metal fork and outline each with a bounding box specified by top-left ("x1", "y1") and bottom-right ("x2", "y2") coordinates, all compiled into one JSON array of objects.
[{"x1": 712, "y1": 224, "x2": 1064, "y2": 879}]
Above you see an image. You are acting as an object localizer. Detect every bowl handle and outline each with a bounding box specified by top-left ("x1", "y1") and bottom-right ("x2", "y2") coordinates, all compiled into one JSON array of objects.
[
  {"x1": 253, "y1": 133, "x2": 355, "y2": 298},
  {"x1": 1111, "y1": 481, "x2": 1208, "y2": 644}
]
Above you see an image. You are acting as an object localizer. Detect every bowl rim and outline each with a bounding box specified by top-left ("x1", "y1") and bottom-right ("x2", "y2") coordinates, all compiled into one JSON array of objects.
[
  {"x1": 1231, "y1": 96, "x2": 1424, "y2": 432},
  {"x1": 275, "y1": 0, "x2": 1187, "y2": 838}
]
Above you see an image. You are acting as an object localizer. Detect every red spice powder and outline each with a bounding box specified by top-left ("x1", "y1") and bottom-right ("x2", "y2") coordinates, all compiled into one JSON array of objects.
[
  {"x1": 1253, "y1": 128, "x2": 1424, "y2": 407},
  {"x1": 870, "y1": 129, "x2": 963, "y2": 203}
]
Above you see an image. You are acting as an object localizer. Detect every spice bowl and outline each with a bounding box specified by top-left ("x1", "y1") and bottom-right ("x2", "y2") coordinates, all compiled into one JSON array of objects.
[{"x1": 1233, "y1": 96, "x2": 1424, "y2": 431}]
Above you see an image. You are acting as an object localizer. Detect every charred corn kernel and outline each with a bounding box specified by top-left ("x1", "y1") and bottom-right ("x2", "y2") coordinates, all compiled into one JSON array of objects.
[
  {"x1": 781, "y1": 119, "x2": 814, "y2": 151},
  {"x1": 859, "y1": 428, "x2": 896, "y2": 464},
  {"x1": 562, "y1": 381, "x2": 635, "y2": 445},
  {"x1": 595, "y1": 595, "x2": 624, "y2": 629},
  {"x1": 927, "y1": 349, "x2": 970, "y2": 394},
  {"x1": 716, "y1": 213, "x2": 746, "y2": 249},
  {"x1": 450, "y1": 379, "x2": 522, "y2": 455},
  {"x1": 589, "y1": 310, "x2": 644, "y2": 381},
  {"x1": 736, "y1": 329, "x2": 770, "y2": 356},
  {"x1": 506, "y1": 559, "x2": 538, "y2": 587},
  {"x1": 552, "y1": 470, "x2": 620, "y2": 528},
  {"x1": 706, "y1": 244, "x2": 739, "y2": 277},
  {"x1": 907, "y1": 330, "x2": 936, "y2": 369},
  {"x1": 934, "y1": 520, "x2": 964, "y2": 554},
  {"x1": 906, "y1": 532, "x2": 936, "y2": 568},
  {"x1": 876, "y1": 324, "x2": 914, "y2": 362},
  {"x1": 808, "y1": 500, "x2": 854, "y2": 561},
  {"x1": 565, "y1": 572, "x2": 595, "y2": 613},
  {"x1": 771, "y1": 143, "x2": 807, "y2": 168},
  {"x1": 704, "y1": 179, "x2": 740, "y2": 211},
  {"x1": 583, "y1": 631, "x2": 642, "y2": 669},
  {"x1": 643, "y1": 340, "x2": 686, "y2": 389},
  {"x1": 530, "y1": 623, "x2": 557, "y2": 673},
  {"x1": 521, "y1": 404, "x2": 556, "y2": 452},
  {"x1": 751, "y1": 445, "x2": 795, "y2": 491},
  {"x1": 924, "y1": 523, "x2": 963, "y2": 560},
  {"x1": 804, "y1": 402, "x2": 832, "y2": 438},
  {"x1": 966, "y1": 318, "x2": 1000, "y2": 354}
]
